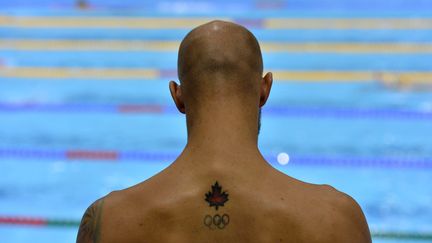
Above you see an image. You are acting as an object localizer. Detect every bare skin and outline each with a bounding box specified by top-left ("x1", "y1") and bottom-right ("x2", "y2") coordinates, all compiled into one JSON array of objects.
[{"x1": 77, "y1": 20, "x2": 372, "y2": 243}]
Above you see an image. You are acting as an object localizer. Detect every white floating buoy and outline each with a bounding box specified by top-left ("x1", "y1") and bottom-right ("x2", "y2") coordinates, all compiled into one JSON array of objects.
[{"x1": 277, "y1": 152, "x2": 290, "y2": 165}]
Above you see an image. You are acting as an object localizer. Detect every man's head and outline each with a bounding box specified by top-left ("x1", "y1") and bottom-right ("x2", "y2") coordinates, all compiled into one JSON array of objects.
[{"x1": 169, "y1": 20, "x2": 272, "y2": 136}]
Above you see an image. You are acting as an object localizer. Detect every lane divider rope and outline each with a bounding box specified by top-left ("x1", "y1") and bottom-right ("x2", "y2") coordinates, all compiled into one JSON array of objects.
[
  {"x1": 0, "y1": 148, "x2": 431, "y2": 169},
  {"x1": 0, "y1": 216, "x2": 77, "y2": 227},
  {"x1": 1, "y1": 103, "x2": 432, "y2": 120},
  {"x1": 1, "y1": 16, "x2": 432, "y2": 30},
  {"x1": 1, "y1": 67, "x2": 432, "y2": 83},
  {"x1": 2, "y1": 39, "x2": 432, "y2": 53},
  {"x1": 0, "y1": 216, "x2": 431, "y2": 240}
]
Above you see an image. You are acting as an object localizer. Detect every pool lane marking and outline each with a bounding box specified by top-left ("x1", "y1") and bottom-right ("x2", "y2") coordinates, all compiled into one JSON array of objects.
[
  {"x1": 372, "y1": 231, "x2": 432, "y2": 240},
  {"x1": 265, "y1": 18, "x2": 432, "y2": 30},
  {"x1": 1, "y1": 16, "x2": 432, "y2": 29},
  {"x1": 0, "y1": 16, "x2": 225, "y2": 29},
  {"x1": 0, "y1": 216, "x2": 47, "y2": 226},
  {"x1": 0, "y1": 16, "x2": 227, "y2": 29},
  {"x1": 1, "y1": 67, "x2": 432, "y2": 83},
  {"x1": 0, "y1": 67, "x2": 160, "y2": 79},
  {"x1": 65, "y1": 150, "x2": 119, "y2": 160},
  {"x1": 117, "y1": 104, "x2": 164, "y2": 113},
  {"x1": 0, "y1": 216, "x2": 430, "y2": 240},
  {"x1": 0, "y1": 103, "x2": 166, "y2": 114},
  {"x1": 1, "y1": 103, "x2": 432, "y2": 120},
  {"x1": 3, "y1": 39, "x2": 432, "y2": 53},
  {"x1": 1, "y1": 148, "x2": 431, "y2": 169}
]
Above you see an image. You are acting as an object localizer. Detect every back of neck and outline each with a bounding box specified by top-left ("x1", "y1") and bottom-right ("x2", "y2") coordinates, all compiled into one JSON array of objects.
[{"x1": 183, "y1": 103, "x2": 261, "y2": 163}]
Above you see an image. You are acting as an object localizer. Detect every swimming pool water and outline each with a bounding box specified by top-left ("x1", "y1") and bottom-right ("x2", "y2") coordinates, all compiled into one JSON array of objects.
[{"x1": 1, "y1": 1, "x2": 432, "y2": 242}]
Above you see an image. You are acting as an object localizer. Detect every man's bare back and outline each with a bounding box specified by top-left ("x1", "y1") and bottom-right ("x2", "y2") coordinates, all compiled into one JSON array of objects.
[
  {"x1": 77, "y1": 156, "x2": 370, "y2": 243},
  {"x1": 77, "y1": 20, "x2": 371, "y2": 243}
]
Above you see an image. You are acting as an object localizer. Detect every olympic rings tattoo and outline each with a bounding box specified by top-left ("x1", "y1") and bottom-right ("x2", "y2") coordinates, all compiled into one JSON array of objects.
[
  {"x1": 204, "y1": 214, "x2": 230, "y2": 229},
  {"x1": 204, "y1": 215, "x2": 212, "y2": 227}
]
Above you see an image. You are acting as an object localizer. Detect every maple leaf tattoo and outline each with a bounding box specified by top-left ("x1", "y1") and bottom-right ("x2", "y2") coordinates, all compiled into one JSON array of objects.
[{"x1": 205, "y1": 181, "x2": 229, "y2": 210}]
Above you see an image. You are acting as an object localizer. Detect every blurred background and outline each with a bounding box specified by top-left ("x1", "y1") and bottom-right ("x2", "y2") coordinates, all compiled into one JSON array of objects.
[{"x1": 0, "y1": 0, "x2": 432, "y2": 242}]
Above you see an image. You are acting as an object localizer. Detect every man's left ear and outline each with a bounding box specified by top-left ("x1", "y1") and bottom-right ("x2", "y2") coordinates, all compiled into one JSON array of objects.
[
  {"x1": 169, "y1": 81, "x2": 186, "y2": 114},
  {"x1": 259, "y1": 72, "x2": 273, "y2": 107}
]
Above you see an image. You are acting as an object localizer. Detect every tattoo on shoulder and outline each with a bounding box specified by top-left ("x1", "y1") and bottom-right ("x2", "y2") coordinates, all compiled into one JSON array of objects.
[
  {"x1": 77, "y1": 199, "x2": 105, "y2": 243},
  {"x1": 203, "y1": 181, "x2": 230, "y2": 230}
]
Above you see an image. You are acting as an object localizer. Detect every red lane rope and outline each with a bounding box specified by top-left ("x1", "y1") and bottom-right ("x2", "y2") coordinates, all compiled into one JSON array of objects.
[
  {"x1": 118, "y1": 104, "x2": 164, "y2": 113},
  {"x1": 1, "y1": 215, "x2": 432, "y2": 240},
  {"x1": 0, "y1": 216, "x2": 47, "y2": 226},
  {"x1": 65, "y1": 150, "x2": 119, "y2": 160}
]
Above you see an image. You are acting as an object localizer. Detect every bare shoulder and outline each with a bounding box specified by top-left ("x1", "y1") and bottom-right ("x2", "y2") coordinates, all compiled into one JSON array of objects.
[
  {"x1": 76, "y1": 189, "x2": 143, "y2": 243},
  {"x1": 76, "y1": 197, "x2": 106, "y2": 243},
  {"x1": 319, "y1": 185, "x2": 372, "y2": 243}
]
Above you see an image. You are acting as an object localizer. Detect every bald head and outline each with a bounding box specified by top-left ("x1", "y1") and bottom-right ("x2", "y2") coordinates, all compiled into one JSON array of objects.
[
  {"x1": 177, "y1": 20, "x2": 264, "y2": 102},
  {"x1": 170, "y1": 20, "x2": 272, "y2": 138}
]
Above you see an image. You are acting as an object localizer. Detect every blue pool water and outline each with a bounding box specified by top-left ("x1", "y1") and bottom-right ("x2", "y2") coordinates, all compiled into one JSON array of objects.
[{"x1": 1, "y1": 0, "x2": 432, "y2": 242}]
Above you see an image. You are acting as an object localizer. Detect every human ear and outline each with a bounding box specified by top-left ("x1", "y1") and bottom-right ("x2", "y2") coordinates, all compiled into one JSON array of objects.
[
  {"x1": 259, "y1": 72, "x2": 273, "y2": 107},
  {"x1": 169, "y1": 81, "x2": 185, "y2": 114}
]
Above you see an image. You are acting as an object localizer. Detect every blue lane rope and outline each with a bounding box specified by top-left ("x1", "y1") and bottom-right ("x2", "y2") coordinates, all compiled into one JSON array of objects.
[
  {"x1": 0, "y1": 148, "x2": 431, "y2": 169},
  {"x1": 1, "y1": 103, "x2": 432, "y2": 120}
]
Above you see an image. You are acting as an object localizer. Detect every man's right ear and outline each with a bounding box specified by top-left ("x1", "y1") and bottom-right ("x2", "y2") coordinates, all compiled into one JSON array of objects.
[
  {"x1": 259, "y1": 72, "x2": 273, "y2": 107},
  {"x1": 169, "y1": 81, "x2": 186, "y2": 114}
]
